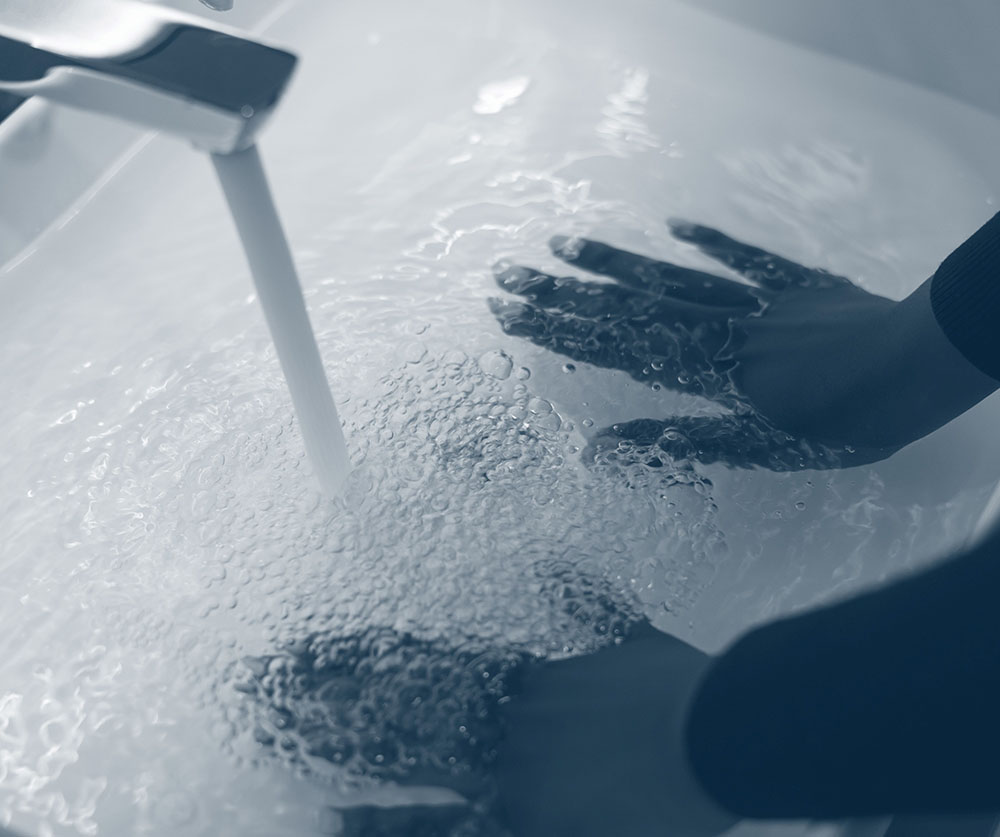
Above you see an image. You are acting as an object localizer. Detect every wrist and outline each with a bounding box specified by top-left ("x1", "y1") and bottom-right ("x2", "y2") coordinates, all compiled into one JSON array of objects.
[
  {"x1": 885, "y1": 277, "x2": 998, "y2": 443},
  {"x1": 928, "y1": 211, "x2": 1000, "y2": 382},
  {"x1": 676, "y1": 651, "x2": 740, "y2": 829}
]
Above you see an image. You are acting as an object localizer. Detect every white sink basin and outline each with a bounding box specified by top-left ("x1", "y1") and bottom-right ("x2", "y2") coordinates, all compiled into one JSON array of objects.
[{"x1": 1, "y1": 1, "x2": 999, "y2": 835}]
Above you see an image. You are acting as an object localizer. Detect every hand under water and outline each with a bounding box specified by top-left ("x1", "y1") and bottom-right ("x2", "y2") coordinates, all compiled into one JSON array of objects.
[
  {"x1": 489, "y1": 222, "x2": 997, "y2": 471},
  {"x1": 254, "y1": 621, "x2": 734, "y2": 836},
  {"x1": 494, "y1": 621, "x2": 735, "y2": 837}
]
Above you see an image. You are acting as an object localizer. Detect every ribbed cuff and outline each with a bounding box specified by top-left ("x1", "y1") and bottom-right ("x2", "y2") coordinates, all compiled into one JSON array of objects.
[
  {"x1": 683, "y1": 632, "x2": 799, "y2": 819},
  {"x1": 930, "y1": 212, "x2": 1000, "y2": 382}
]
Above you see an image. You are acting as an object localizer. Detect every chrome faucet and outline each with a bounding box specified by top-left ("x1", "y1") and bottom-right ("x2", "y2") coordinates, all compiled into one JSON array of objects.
[{"x1": 0, "y1": 0, "x2": 295, "y2": 152}]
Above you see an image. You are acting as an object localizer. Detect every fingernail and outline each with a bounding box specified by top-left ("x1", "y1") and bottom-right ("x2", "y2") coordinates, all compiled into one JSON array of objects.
[
  {"x1": 494, "y1": 265, "x2": 533, "y2": 291},
  {"x1": 549, "y1": 234, "x2": 582, "y2": 259},
  {"x1": 493, "y1": 264, "x2": 516, "y2": 285},
  {"x1": 487, "y1": 297, "x2": 525, "y2": 316},
  {"x1": 667, "y1": 218, "x2": 699, "y2": 239}
]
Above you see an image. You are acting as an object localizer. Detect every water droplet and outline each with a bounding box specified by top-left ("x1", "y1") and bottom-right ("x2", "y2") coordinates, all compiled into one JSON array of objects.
[
  {"x1": 527, "y1": 397, "x2": 553, "y2": 415},
  {"x1": 399, "y1": 341, "x2": 427, "y2": 364},
  {"x1": 89, "y1": 452, "x2": 110, "y2": 481},
  {"x1": 516, "y1": 366, "x2": 531, "y2": 380},
  {"x1": 795, "y1": 501, "x2": 806, "y2": 511},
  {"x1": 52, "y1": 409, "x2": 78, "y2": 426},
  {"x1": 562, "y1": 363, "x2": 576, "y2": 374},
  {"x1": 478, "y1": 349, "x2": 513, "y2": 380}
]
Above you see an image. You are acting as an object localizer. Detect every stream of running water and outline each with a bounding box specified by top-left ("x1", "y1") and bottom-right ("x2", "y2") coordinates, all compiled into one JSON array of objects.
[{"x1": 211, "y1": 144, "x2": 349, "y2": 495}]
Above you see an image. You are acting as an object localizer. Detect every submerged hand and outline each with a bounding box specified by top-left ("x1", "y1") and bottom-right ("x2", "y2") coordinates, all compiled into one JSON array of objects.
[
  {"x1": 349, "y1": 622, "x2": 736, "y2": 837},
  {"x1": 263, "y1": 622, "x2": 733, "y2": 837},
  {"x1": 490, "y1": 222, "x2": 997, "y2": 471},
  {"x1": 496, "y1": 621, "x2": 735, "y2": 837}
]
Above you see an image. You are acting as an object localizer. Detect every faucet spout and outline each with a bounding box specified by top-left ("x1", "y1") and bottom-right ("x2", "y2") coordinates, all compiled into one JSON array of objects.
[{"x1": 0, "y1": 0, "x2": 296, "y2": 153}]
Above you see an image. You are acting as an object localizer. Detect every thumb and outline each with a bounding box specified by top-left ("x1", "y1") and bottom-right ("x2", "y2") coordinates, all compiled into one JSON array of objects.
[{"x1": 588, "y1": 414, "x2": 846, "y2": 472}]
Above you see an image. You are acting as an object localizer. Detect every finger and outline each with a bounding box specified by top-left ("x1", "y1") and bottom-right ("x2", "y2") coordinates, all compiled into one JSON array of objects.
[
  {"x1": 550, "y1": 235, "x2": 760, "y2": 308},
  {"x1": 488, "y1": 298, "x2": 731, "y2": 397},
  {"x1": 489, "y1": 297, "x2": 629, "y2": 371},
  {"x1": 387, "y1": 765, "x2": 489, "y2": 800},
  {"x1": 668, "y1": 220, "x2": 848, "y2": 291},
  {"x1": 584, "y1": 418, "x2": 688, "y2": 472},
  {"x1": 494, "y1": 264, "x2": 639, "y2": 316},
  {"x1": 494, "y1": 264, "x2": 746, "y2": 328},
  {"x1": 588, "y1": 414, "x2": 847, "y2": 472},
  {"x1": 619, "y1": 618, "x2": 663, "y2": 642},
  {"x1": 334, "y1": 802, "x2": 472, "y2": 837}
]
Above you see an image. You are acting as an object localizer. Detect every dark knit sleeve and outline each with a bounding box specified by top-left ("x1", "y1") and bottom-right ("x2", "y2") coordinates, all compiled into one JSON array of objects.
[
  {"x1": 684, "y1": 527, "x2": 1000, "y2": 820},
  {"x1": 930, "y1": 212, "x2": 1000, "y2": 381}
]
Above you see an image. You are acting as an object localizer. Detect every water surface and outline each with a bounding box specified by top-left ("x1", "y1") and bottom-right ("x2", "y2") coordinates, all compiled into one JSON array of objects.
[{"x1": 2, "y1": 1, "x2": 1000, "y2": 834}]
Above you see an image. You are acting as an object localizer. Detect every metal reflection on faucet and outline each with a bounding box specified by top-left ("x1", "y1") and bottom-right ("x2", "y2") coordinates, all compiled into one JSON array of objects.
[{"x1": 0, "y1": 0, "x2": 295, "y2": 153}]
